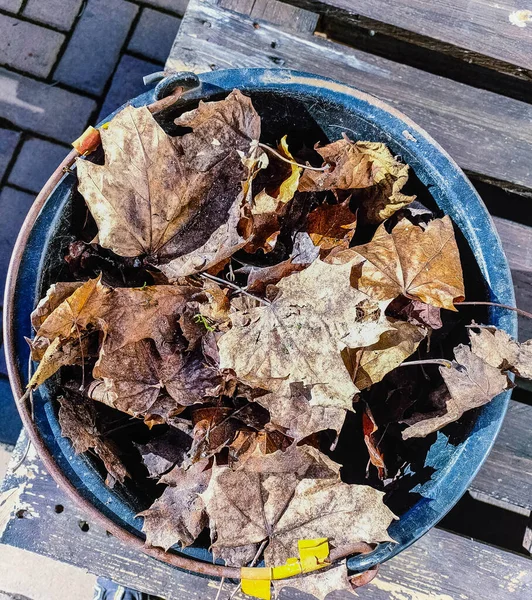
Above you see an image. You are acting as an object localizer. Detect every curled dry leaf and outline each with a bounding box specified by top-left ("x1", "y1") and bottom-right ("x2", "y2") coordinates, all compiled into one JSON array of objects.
[
  {"x1": 469, "y1": 326, "x2": 532, "y2": 379},
  {"x1": 256, "y1": 382, "x2": 347, "y2": 442},
  {"x1": 58, "y1": 395, "x2": 128, "y2": 485},
  {"x1": 138, "y1": 458, "x2": 211, "y2": 550},
  {"x1": 344, "y1": 320, "x2": 426, "y2": 390},
  {"x1": 362, "y1": 404, "x2": 386, "y2": 478},
  {"x1": 218, "y1": 257, "x2": 393, "y2": 410},
  {"x1": 306, "y1": 198, "x2": 357, "y2": 254},
  {"x1": 299, "y1": 138, "x2": 414, "y2": 222},
  {"x1": 135, "y1": 427, "x2": 192, "y2": 479},
  {"x1": 77, "y1": 91, "x2": 259, "y2": 263},
  {"x1": 402, "y1": 343, "x2": 510, "y2": 439},
  {"x1": 349, "y1": 216, "x2": 465, "y2": 311},
  {"x1": 92, "y1": 339, "x2": 222, "y2": 417},
  {"x1": 386, "y1": 295, "x2": 443, "y2": 330},
  {"x1": 29, "y1": 277, "x2": 194, "y2": 388}
]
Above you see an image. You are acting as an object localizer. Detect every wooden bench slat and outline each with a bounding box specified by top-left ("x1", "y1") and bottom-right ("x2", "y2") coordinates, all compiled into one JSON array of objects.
[
  {"x1": 219, "y1": 0, "x2": 319, "y2": 33},
  {"x1": 493, "y1": 217, "x2": 532, "y2": 341},
  {"x1": 469, "y1": 400, "x2": 532, "y2": 515},
  {"x1": 166, "y1": 0, "x2": 532, "y2": 194},
  {"x1": 1, "y1": 437, "x2": 530, "y2": 600},
  {"x1": 282, "y1": 0, "x2": 532, "y2": 77}
]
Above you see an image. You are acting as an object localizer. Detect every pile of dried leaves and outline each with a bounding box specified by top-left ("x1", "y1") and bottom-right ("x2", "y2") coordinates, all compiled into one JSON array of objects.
[{"x1": 27, "y1": 90, "x2": 530, "y2": 598}]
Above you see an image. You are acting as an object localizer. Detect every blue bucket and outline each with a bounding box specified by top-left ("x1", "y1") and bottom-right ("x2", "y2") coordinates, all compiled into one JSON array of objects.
[{"x1": 4, "y1": 69, "x2": 516, "y2": 577}]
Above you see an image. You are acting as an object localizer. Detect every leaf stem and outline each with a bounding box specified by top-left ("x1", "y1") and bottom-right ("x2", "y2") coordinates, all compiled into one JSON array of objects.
[
  {"x1": 399, "y1": 358, "x2": 453, "y2": 369},
  {"x1": 456, "y1": 301, "x2": 532, "y2": 320},
  {"x1": 257, "y1": 142, "x2": 330, "y2": 172},
  {"x1": 199, "y1": 273, "x2": 271, "y2": 305}
]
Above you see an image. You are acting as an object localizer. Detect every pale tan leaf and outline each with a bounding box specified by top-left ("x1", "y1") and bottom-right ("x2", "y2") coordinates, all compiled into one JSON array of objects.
[
  {"x1": 138, "y1": 459, "x2": 211, "y2": 550},
  {"x1": 349, "y1": 216, "x2": 465, "y2": 311},
  {"x1": 218, "y1": 258, "x2": 392, "y2": 410},
  {"x1": 402, "y1": 344, "x2": 510, "y2": 439}
]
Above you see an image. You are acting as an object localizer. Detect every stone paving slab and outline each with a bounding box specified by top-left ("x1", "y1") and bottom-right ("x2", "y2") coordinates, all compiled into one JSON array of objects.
[
  {"x1": 54, "y1": 0, "x2": 138, "y2": 94},
  {"x1": 0, "y1": 68, "x2": 97, "y2": 143},
  {"x1": 142, "y1": 0, "x2": 189, "y2": 13},
  {"x1": 99, "y1": 53, "x2": 159, "y2": 119},
  {"x1": 8, "y1": 138, "x2": 69, "y2": 194},
  {"x1": 0, "y1": 130, "x2": 20, "y2": 181},
  {"x1": 0, "y1": 15, "x2": 65, "y2": 78},
  {"x1": 128, "y1": 7, "x2": 181, "y2": 63},
  {"x1": 0, "y1": 0, "x2": 22, "y2": 11},
  {"x1": 23, "y1": 0, "x2": 84, "y2": 32}
]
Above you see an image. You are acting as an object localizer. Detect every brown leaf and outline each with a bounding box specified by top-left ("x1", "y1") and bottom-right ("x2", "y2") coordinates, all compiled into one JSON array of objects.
[
  {"x1": 77, "y1": 91, "x2": 259, "y2": 261},
  {"x1": 245, "y1": 260, "x2": 306, "y2": 294},
  {"x1": 228, "y1": 426, "x2": 292, "y2": 464},
  {"x1": 273, "y1": 561, "x2": 355, "y2": 600},
  {"x1": 386, "y1": 295, "x2": 443, "y2": 330},
  {"x1": 138, "y1": 459, "x2": 211, "y2": 550},
  {"x1": 218, "y1": 257, "x2": 392, "y2": 410},
  {"x1": 202, "y1": 445, "x2": 395, "y2": 566},
  {"x1": 31, "y1": 281, "x2": 82, "y2": 333},
  {"x1": 201, "y1": 445, "x2": 341, "y2": 564},
  {"x1": 346, "y1": 320, "x2": 426, "y2": 390},
  {"x1": 256, "y1": 382, "x2": 347, "y2": 442},
  {"x1": 468, "y1": 326, "x2": 532, "y2": 379},
  {"x1": 57, "y1": 395, "x2": 128, "y2": 485},
  {"x1": 362, "y1": 404, "x2": 386, "y2": 478},
  {"x1": 30, "y1": 278, "x2": 195, "y2": 387},
  {"x1": 402, "y1": 344, "x2": 510, "y2": 439},
  {"x1": 299, "y1": 138, "x2": 414, "y2": 222},
  {"x1": 188, "y1": 406, "x2": 239, "y2": 462},
  {"x1": 92, "y1": 340, "x2": 221, "y2": 417},
  {"x1": 349, "y1": 216, "x2": 465, "y2": 311},
  {"x1": 306, "y1": 198, "x2": 357, "y2": 253},
  {"x1": 135, "y1": 428, "x2": 192, "y2": 478}
]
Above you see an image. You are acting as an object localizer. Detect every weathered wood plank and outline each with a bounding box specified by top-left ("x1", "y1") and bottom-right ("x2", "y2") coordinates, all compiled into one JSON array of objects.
[
  {"x1": 1, "y1": 440, "x2": 531, "y2": 599},
  {"x1": 166, "y1": 0, "x2": 532, "y2": 194},
  {"x1": 281, "y1": 0, "x2": 532, "y2": 79},
  {"x1": 469, "y1": 401, "x2": 532, "y2": 516},
  {"x1": 493, "y1": 217, "x2": 532, "y2": 341},
  {"x1": 219, "y1": 0, "x2": 319, "y2": 32}
]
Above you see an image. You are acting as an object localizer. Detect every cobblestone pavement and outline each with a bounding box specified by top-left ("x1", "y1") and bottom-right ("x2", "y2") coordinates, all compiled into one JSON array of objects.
[{"x1": 0, "y1": 0, "x2": 186, "y2": 445}]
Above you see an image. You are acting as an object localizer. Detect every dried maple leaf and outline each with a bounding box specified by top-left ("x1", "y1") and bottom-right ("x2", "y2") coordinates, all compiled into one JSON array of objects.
[
  {"x1": 31, "y1": 281, "x2": 82, "y2": 332},
  {"x1": 92, "y1": 339, "x2": 221, "y2": 417},
  {"x1": 468, "y1": 326, "x2": 532, "y2": 379},
  {"x1": 202, "y1": 445, "x2": 395, "y2": 566},
  {"x1": 349, "y1": 216, "x2": 465, "y2": 311},
  {"x1": 298, "y1": 138, "x2": 414, "y2": 222},
  {"x1": 256, "y1": 382, "x2": 347, "y2": 442},
  {"x1": 77, "y1": 91, "x2": 259, "y2": 262},
  {"x1": 228, "y1": 426, "x2": 292, "y2": 465},
  {"x1": 138, "y1": 458, "x2": 211, "y2": 550},
  {"x1": 57, "y1": 395, "x2": 128, "y2": 485},
  {"x1": 273, "y1": 560, "x2": 355, "y2": 600},
  {"x1": 306, "y1": 198, "x2": 357, "y2": 254},
  {"x1": 30, "y1": 277, "x2": 194, "y2": 387},
  {"x1": 135, "y1": 428, "x2": 192, "y2": 478},
  {"x1": 344, "y1": 320, "x2": 426, "y2": 390},
  {"x1": 201, "y1": 445, "x2": 341, "y2": 564},
  {"x1": 402, "y1": 344, "x2": 510, "y2": 439},
  {"x1": 218, "y1": 257, "x2": 392, "y2": 410}
]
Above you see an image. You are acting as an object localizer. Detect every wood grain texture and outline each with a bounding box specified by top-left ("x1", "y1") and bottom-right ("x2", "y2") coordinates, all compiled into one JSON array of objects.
[
  {"x1": 469, "y1": 401, "x2": 532, "y2": 516},
  {"x1": 1, "y1": 401, "x2": 531, "y2": 600},
  {"x1": 493, "y1": 217, "x2": 532, "y2": 341},
  {"x1": 281, "y1": 0, "x2": 532, "y2": 78},
  {"x1": 219, "y1": 0, "x2": 319, "y2": 32},
  {"x1": 166, "y1": 0, "x2": 532, "y2": 194}
]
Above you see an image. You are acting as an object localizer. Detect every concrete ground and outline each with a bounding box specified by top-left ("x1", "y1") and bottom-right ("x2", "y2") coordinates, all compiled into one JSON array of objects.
[{"x1": 1, "y1": 1, "x2": 186, "y2": 596}]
